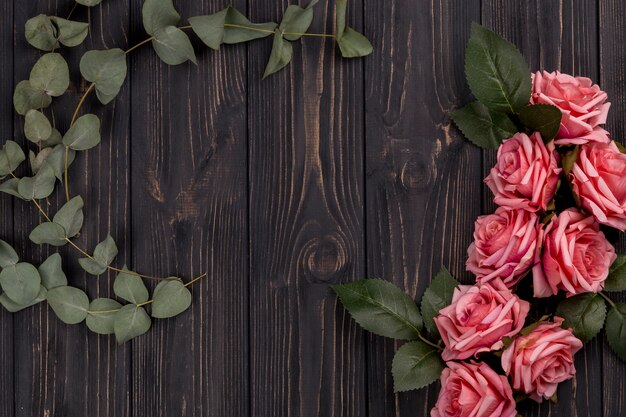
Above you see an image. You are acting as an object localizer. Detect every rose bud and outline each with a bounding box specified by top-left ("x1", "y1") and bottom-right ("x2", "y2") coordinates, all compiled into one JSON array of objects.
[
  {"x1": 485, "y1": 132, "x2": 561, "y2": 212},
  {"x1": 531, "y1": 71, "x2": 610, "y2": 145},
  {"x1": 431, "y1": 361, "x2": 517, "y2": 417},
  {"x1": 532, "y1": 208, "x2": 616, "y2": 297},
  {"x1": 467, "y1": 207, "x2": 540, "y2": 287},
  {"x1": 569, "y1": 141, "x2": 626, "y2": 231},
  {"x1": 434, "y1": 279, "x2": 530, "y2": 361},
  {"x1": 501, "y1": 317, "x2": 583, "y2": 402}
]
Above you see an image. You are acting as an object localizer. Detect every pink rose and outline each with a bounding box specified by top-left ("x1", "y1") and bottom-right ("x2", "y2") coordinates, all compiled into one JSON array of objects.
[
  {"x1": 501, "y1": 317, "x2": 583, "y2": 402},
  {"x1": 532, "y1": 208, "x2": 616, "y2": 297},
  {"x1": 531, "y1": 71, "x2": 610, "y2": 145},
  {"x1": 570, "y1": 141, "x2": 626, "y2": 230},
  {"x1": 434, "y1": 280, "x2": 530, "y2": 361},
  {"x1": 467, "y1": 207, "x2": 540, "y2": 287},
  {"x1": 431, "y1": 361, "x2": 517, "y2": 417},
  {"x1": 485, "y1": 132, "x2": 561, "y2": 212}
]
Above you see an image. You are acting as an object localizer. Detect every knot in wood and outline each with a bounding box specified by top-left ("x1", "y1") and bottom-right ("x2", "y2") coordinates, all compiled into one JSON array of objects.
[
  {"x1": 400, "y1": 154, "x2": 431, "y2": 193},
  {"x1": 304, "y1": 234, "x2": 347, "y2": 282}
]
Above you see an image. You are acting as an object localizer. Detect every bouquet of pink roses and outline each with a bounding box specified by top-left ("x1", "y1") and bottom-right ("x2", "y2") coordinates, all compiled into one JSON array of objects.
[{"x1": 334, "y1": 23, "x2": 626, "y2": 417}]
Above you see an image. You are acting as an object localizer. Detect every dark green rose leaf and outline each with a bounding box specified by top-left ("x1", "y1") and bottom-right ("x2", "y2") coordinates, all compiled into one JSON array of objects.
[
  {"x1": 465, "y1": 22, "x2": 531, "y2": 113},
  {"x1": 142, "y1": 0, "x2": 180, "y2": 36},
  {"x1": 152, "y1": 26, "x2": 197, "y2": 66},
  {"x1": 392, "y1": 341, "x2": 444, "y2": 392},
  {"x1": 335, "y1": 0, "x2": 372, "y2": 58},
  {"x1": 25, "y1": 14, "x2": 58, "y2": 51},
  {"x1": 279, "y1": 0, "x2": 318, "y2": 41},
  {"x1": 38, "y1": 253, "x2": 67, "y2": 289},
  {"x1": 605, "y1": 254, "x2": 626, "y2": 293},
  {"x1": 50, "y1": 17, "x2": 89, "y2": 47},
  {"x1": 114, "y1": 304, "x2": 151, "y2": 344},
  {"x1": 606, "y1": 303, "x2": 626, "y2": 361},
  {"x1": 333, "y1": 278, "x2": 422, "y2": 340},
  {"x1": 80, "y1": 48, "x2": 127, "y2": 104},
  {"x1": 62, "y1": 113, "x2": 101, "y2": 150},
  {"x1": 263, "y1": 34, "x2": 293, "y2": 79},
  {"x1": 0, "y1": 239, "x2": 19, "y2": 268},
  {"x1": 29, "y1": 222, "x2": 67, "y2": 246},
  {"x1": 46, "y1": 285, "x2": 90, "y2": 324},
  {"x1": 79, "y1": 234, "x2": 118, "y2": 275},
  {"x1": 43, "y1": 144, "x2": 76, "y2": 182},
  {"x1": 17, "y1": 162, "x2": 56, "y2": 200},
  {"x1": 421, "y1": 267, "x2": 459, "y2": 337},
  {"x1": 86, "y1": 298, "x2": 122, "y2": 334},
  {"x1": 450, "y1": 101, "x2": 517, "y2": 149},
  {"x1": 113, "y1": 267, "x2": 149, "y2": 304},
  {"x1": 562, "y1": 145, "x2": 580, "y2": 176},
  {"x1": 24, "y1": 109, "x2": 53, "y2": 143},
  {"x1": 0, "y1": 178, "x2": 21, "y2": 199},
  {"x1": 29, "y1": 53, "x2": 70, "y2": 97},
  {"x1": 518, "y1": 104, "x2": 562, "y2": 142},
  {"x1": 151, "y1": 279, "x2": 192, "y2": 318},
  {"x1": 556, "y1": 293, "x2": 607, "y2": 343},
  {"x1": 75, "y1": 0, "x2": 103, "y2": 6},
  {"x1": 0, "y1": 141, "x2": 26, "y2": 177},
  {"x1": 0, "y1": 286, "x2": 46, "y2": 313},
  {"x1": 0, "y1": 262, "x2": 41, "y2": 305},
  {"x1": 53, "y1": 196, "x2": 84, "y2": 238},
  {"x1": 13, "y1": 80, "x2": 52, "y2": 116}
]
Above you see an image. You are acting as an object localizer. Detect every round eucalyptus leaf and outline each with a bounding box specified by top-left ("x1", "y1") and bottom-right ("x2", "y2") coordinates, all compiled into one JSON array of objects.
[
  {"x1": 13, "y1": 80, "x2": 52, "y2": 116},
  {"x1": 0, "y1": 286, "x2": 46, "y2": 313},
  {"x1": 93, "y1": 235, "x2": 118, "y2": 267},
  {"x1": 29, "y1": 148, "x2": 54, "y2": 175},
  {"x1": 53, "y1": 196, "x2": 84, "y2": 238},
  {"x1": 0, "y1": 262, "x2": 42, "y2": 305},
  {"x1": 29, "y1": 222, "x2": 67, "y2": 246},
  {"x1": 279, "y1": 4, "x2": 315, "y2": 41},
  {"x1": 86, "y1": 298, "x2": 122, "y2": 334},
  {"x1": 142, "y1": 0, "x2": 180, "y2": 35},
  {"x1": 263, "y1": 34, "x2": 293, "y2": 79},
  {"x1": 41, "y1": 128, "x2": 63, "y2": 147},
  {"x1": 62, "y1": 113, "x2": 101, "y2": 151},
  {"x1": 75, "y1": 0, "x2": 103, "y2": 6},
  {"x1": 78, "y1": 258, "x2": 108, "y2": 276},
  {"x1": 0, "y1": 178, "x2": 22, "y2": 199},
  {"x1": 17, "y1": 162, "x2": 56, "y2": 200},
  {"x1": 79, "y1": 49, "x2": 127, "y2": 104},
  {"x1": 25, "y1": 14, "x2": 58, "y2": 51},
  {"x1": 0, "y1": 239, "x2": 19, "y2": 268},
  {"x1": 113, "y1": 268, "x2": 149, "y2": 304},
  {"x1": 38, "y1": 253, "x2": 67, "y2": 289},
  {"x1": 24, "y1": 109, "x2": 53, "y2": 143},
  {"x1": 46, "y1": 144, "x2": 76, "y2": 182},
  {"x1": 50, "y1": 17, "x2": 89, "y2": 47},
  {"x1": 0, "y1": 141, "x2": 26, "y2": 177},
  {"x1": 29, "y1": 53, "x2": 70, "y2": 97},
  {"x1": 151, "y1": 279, "x2": 192, "y2": 318},
  {"x1": 46, "y1": 286, "x2": 90, "y2": 324},
  {"x1": 114, "y1": 304, "x2": 151, "y2": 344},
  {"x1": 221, "y1": 6, "x2": 277, "y2": 44},
  {"x1": 152, "y1": 26, "x2": 197, "y2": 66}
]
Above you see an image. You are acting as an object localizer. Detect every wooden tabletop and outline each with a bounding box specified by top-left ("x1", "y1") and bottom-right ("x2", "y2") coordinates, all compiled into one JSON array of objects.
[{"x1": 1, "y1": 0, "x2": 624, "y2": 416}]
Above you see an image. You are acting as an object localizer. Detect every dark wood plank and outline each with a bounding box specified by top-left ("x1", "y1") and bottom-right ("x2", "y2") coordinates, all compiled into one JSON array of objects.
[
  {"x1": 247, "y1": 2, "x2": 366, "y2": 416},
  {"x1": 481, "y1": 1, "x2": 601, "y2": 416},
  {"x1": 600, "y1": 0, "x2": 626, "y2": 414},
  {"x1": 12, "y1": 1, "x2": 131, "y2": 416},
  {"x1": 364, "y1": 0, "x2": 482, "y2": 414},
  {"x1": 128, "y1": 0, "x2": 249, "y2": 416}
]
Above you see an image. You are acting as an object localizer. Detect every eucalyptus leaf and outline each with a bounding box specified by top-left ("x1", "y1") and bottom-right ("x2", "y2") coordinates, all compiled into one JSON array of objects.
[
  {"x1": 114, "y1": 304, "x2": 151, "y2": 344},
  {"x1": 391, "y1": 341, "x2": 444, "y2": 392},
  {"x1": 75, "y1": 0, "x2": 103, "y2": 6},
  {"x1": 189, "y1": 10, "x2": 228, "y2": 50},
  {"x1": 222, "y1": 7, "x2": 277, "y2": 44},
  {"x1": 606, "y1": 303, "x2": 626, "y2": 361},
  {"x1": 333, "y1": 278, "x2": 423, "y2": 340},
  {"x1": 151, "y1": 279, "x2": 192, "y2": 318},
  {"x1": 556, "y1": 293, "x2": 606, "y2": 343},
  {"x1": 29, "y1": 53, "x2": 70, "y2": 97},
  {"x1": 44, "y1": 144, "x2": 76, "y2": 182},
  {"x1": 263, "y1": 34, "x2": 293, "y2": 79},
  {"x1": 0, "y1": 262, "x2": 41, "y2": 305},
  {"x1": 465, "y1": 22, "x2": 531, "y2": 113},
  {"x1": 0, "y1": 239, "x2": 19, "y2": 268},
  {"x1": 79, "y1": 234, "x2": 118, "y2": 275},
  {"x1": 29, "y1": 148, "x2": 54, "y2": 175},
  {"x1": 518, "y1": 104, "x2": 562, "y2": 142},
  {"x1": 0, "y1": 141, "x2": 26, "y2": 177},
  {"x1": 53, "y1": 196, "x2": 84, "y2": 238},
  {"x1": 421, "y1": 267, "x2": 459, "y2": 336},
  {"x1": 450, "y1": 101, "x2": 517, "y2": 149},
  {"x1": 29, "y1": 222, "x2": 67, "y2": 246},
  {"x1": 25, "y1": 14, "x2": 58, "y2": 51},
  {"x1": 279, "y1": 0, "x2": 318, "y2": 42},
  {"x1": 80, "y1": 49, "x2": 127, "y2": 104},
  {"x1": 17, "y1": 162, "x2": 56, "y2": 200},
  {"x1": 78, "y1": 258, "x2": 108, "y2": 276},
  {"x1": 42, "y1": 128, "x2": 63, "y2": 147},
  {"x1": 62, "y1": 113, "x2": 101, "y2": 151},
  {"x1": 86, "y1": 298, "x2": 122, "y2": 334},
  {"x1": 335, "y1": 0, "x2": 372, "y2": 58},
  {"x1": 0, "y1": 179, "x2": 21, "y2": 199},
  {"x1": 13, "y1": 80, "x2": 52, "y2": 116},
  {"x1": 0, "y1": 286, "x2": 46, "y2": 313},
  {"x1": 50, "y1": 17, "x2": 89, "y2": 47},
  {"x1": 38, "y1": 253, "x2": 67, "y2": 289},
  {"x1": 24, "y1": 109, "x2": 53, "y2": 143},
  {"x1": 152, "y1": 26, "x2": 197, "y2": 66},
  {"x1": 142, "y1": 0, "x2": 180, "y2": 36},
  {"x1": 113, "y1": 268, "x2": 149, "y2": 304},
  {"x1": 605, "y1": 254, "x2": 626, "y2": 293},
  {"x1": 46, "y1": 285, "x2": 89, "y2": 324}
]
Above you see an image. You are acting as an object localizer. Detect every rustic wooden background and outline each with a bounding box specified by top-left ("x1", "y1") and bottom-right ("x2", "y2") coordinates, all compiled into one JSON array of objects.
[{"x1": 0, "y1": 0, "x2": 624, "y2": 416}]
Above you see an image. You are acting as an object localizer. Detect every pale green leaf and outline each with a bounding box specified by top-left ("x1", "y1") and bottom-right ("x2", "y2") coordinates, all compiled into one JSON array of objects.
[
  {"x1": 556, "y1": 293, "x2": 607, "y2": 343},
  {"x1": 189, "y1": 10, "x2": 227, "y2": 50},
  {"x1": 38, "y1": 253, "x2": 67, "y2": 289},
  {"x1": 222, "y1": 7, "x2": 277, "y2": 44},
  {"x1": 421, "y1": 267, "x2": 459, "y2": 336},
  {"x1": 29, "y1": 53, "x2": 70, "y2": 97},
  {"x1": 606, "y1": 303, "x2": 626, "y2": 361},
  {"x1": 25, "y1": 14, "x2": 58, "y2": 51},
  {"x1": 279, "y1": 1, "x2": 317, "y2": 42},
  {"x1": 13, "y1": 80, "x2": 52, "y2": 116},
  {"x1": 86, "y1": 298, "x2": 122, "y2": 334},
  {"x1": 113, "y1": 268, "x2": 149, "y2": 304},
  {"x1": 75, "y1": 0, "x2": 103, "y2": 6},
  {"x1": 152, "y1": 26, "x2": 197, "y2": 66},
  {"x1": 51, "y1": 17, "x2": 89, "y2": 47},
  {"x1": 78, "y1": 258, "x2": 108, "y2": 276},
  {"x1": 0, "y1": 141, "x2": 26, "y2": 177},
  {"x1": 53, "y1": 196, "x2": 84, "y2": 238},
  {"x1": 337, "y1": 27, "x2": 373, "y2": 58},
  {"x1": 29, "y1": 222, "x2": 67, "y2": 246},
  {"x1": 142, "y1": 0, "x2": 180, "y2": 35},
  {"x1": 151, "y1": 279, "x2": 192, "y2": 318},
  {"x1": 62, "y1": 113, "x2": 101, "y2": 150},
  {"x1": 44, "y1": 144, "x2": 76, "y2": 182},
  {"x1": 450, "y1": 101, "x2": 517, "y2": 149},
  {"x1": 392, "y1": 341, "x2": 444, "y2": 392},
  {"x1": 24, "y1": 109, "x2": 53, "y2": 143},
  {"x1": 114, "y1": 304, "x2": 151, "y2": 344},
  {"x1": 263, "y1": 34, "x2": 293, "y2": 79},
  {"x1": 0, "y1": 178, "x2": 21, "y2": 199},
  {"x1": 29, "y1": 148, "x2": 53, "y2": 175},
  {"x1": 41, "y1": 128, "x2": 63, "y2": 147},
  {"x1": 46, "y1": 285, "x2": 89, "y2": 324},
  {"x1": 79, "y1": 234, "x2": 118, "y2": 275},
  {"x1": 0, "y1": 286, "x2": 46, "y2": 313},
  {"x1": 80, "y1": 48, "x2": 127, "y2": 104},
  {"x1": 0, "y1": 239, "x2": 19, "y2": 268},
  {"x1": 0, "y1": 262, "x2": 41, "y2": 305},
  {"x1": 17, "y1": 162, "x2": 56, "y2": 200}
]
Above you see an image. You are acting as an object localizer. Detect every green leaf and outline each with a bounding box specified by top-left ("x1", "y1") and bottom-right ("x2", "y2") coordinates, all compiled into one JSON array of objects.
[
  {"x1": 0, "y1": 240, "x2": 19, "y2": 268},
  {"x1": 562, "y1": 145, "x2": 580, "y2": 176},
  {"x1": 79, "y1": 234, "x2": 118, "y2": 275},
  {"x1": 189, "y1": 10, "x2": 228, "y2": 50},
  {"x1": 25, "y1": 14, "x2": 58, "y2": 51},
  {"x1": 24, "y1": 109, "x2": 53, "y2": 143},
  {"x1": 46, "y1": 285, "x2": 89, "y2": 324},
  {"x1": 86, "y1": 298, "x2": 122, "y2": 334},
  {"x1": 465, "y1": 23, "x2": 531, "y2": 113},
  {"x1": 29, "y1": 53, "x2": 70, "y2": 97},
  {"x1": 0, "y1": 178, "x2": 21, "y2": 199},
  {"x1": 80, "y1": 49, "x2": 128, "y2": 105},
  {"x1": 113, "y1": 268, "x2": 149, "y2": 304},
  {"x1": 114, "y1": 304, "x2": 151, "y2": 344},
  {"x1": 450, "y1": 101, "x2": 517, "y2": 149},
  {"x1": 38, "y1": 253, "x2": 67, "y2": 289},
  {"x1": 336, "y1": 0, "x2": 348, "y2": 39},
  {"x1": 75, "y1": 0, "x2": 103, "y2": 6},
  {"x1": 333, "y1": 278, "x2": 422, "y2": 339},
  {"x1": 606, "y1": 303, "x2": 626, "y2": 361},
  {"x1": 0, "y1": 141, "x2": 26, "y2": 177},
  {"x1": 605, "y1": 254, "x2": 626, "y2": 293},
  {"x1": 279, "y1": 0, "x2": 319, "y2": 41},
  {"x1": 53, "y1": 196, "x2": 84, "y2": 238},
  {"x1": 152, "y1": 26, "x2": 197, "y2": 66},
  {"x1": 50, "y1": 17, "x2": 89, "y2": 47},
  {"x1": 391, "y1": 341, "x2": 444, "y2": 392},
  {"x1": 29, "y1": 222, "x2": 67, "y2": 246},
  {"x1": 263, "y1": 34, "x2": 293, "y2": 79},
  {"x1": 42, "y1": 128, "x2": 63, "y2": 147},
  {"x1": 556, "y1": 293, "x2": 607, "y2": 343},
  {"x1": 421, "y1": 267, "x2": 459, "y2": 336},
  {"x1": 0, "y1": 262, "x2": 41, "y2": 305},
  {"x1": 17, "y1": 162, "x2": 56, "y2": 200},
  {"x1": 518, "y1": 104, "x2": 562, "y2": 142},
  {"x1": 13, "y1": 80, "x2": 52, "y2": 116},
  {"x1": 142, "y1": 0, "x2": 180, "y2": 36},
  {"x1": 151, "y1": 279, "x2": 192, "y2": 318},
  {"x1": 29, "y1": 148, "x2": 54, "y2": 175},
  {"x1": 62, "y1": 113, "x2": 101, "y2": 151},
  {"x1": 335, "y1": 0, "x2": 372, "y2": 58},
  {"x1": 0, "y1": 286, "x2": 46, "y2": 313},
  {"x1": 44, "y1": 144, "x2": 76, "y2": 181}
]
